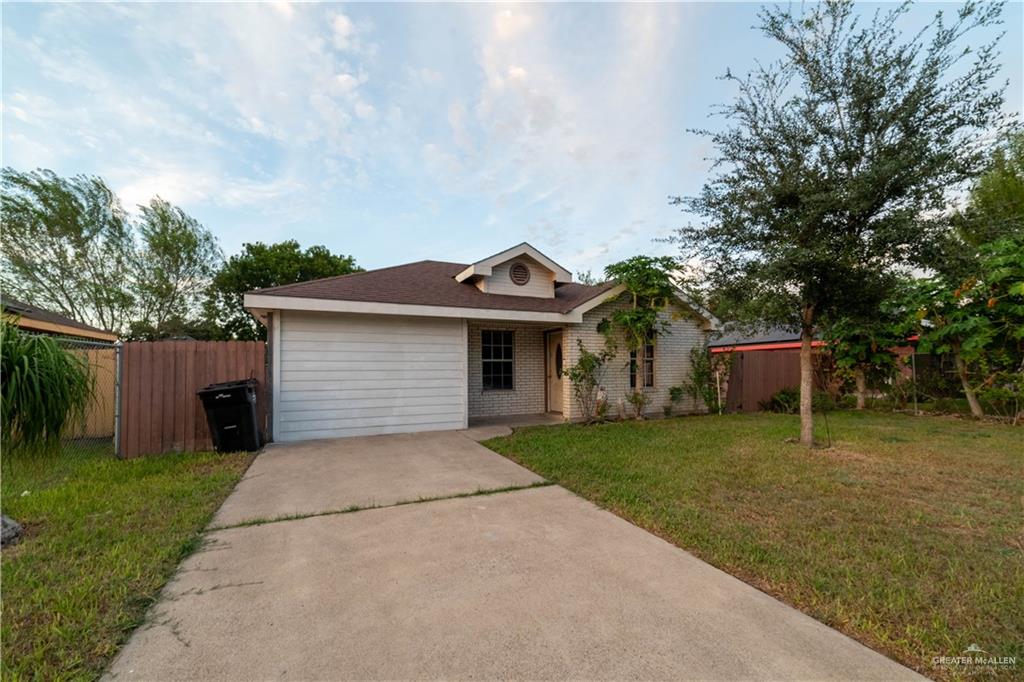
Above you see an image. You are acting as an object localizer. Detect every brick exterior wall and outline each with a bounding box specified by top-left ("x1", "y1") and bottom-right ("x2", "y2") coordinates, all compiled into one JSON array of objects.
[
  {"x1": 467, "y1": 321, "x2": 547, "y2": 418},
  {"x1": 562, "y1": 295, "x2": 711, "y2": 420},
  {"x1": 466, "y1": 295, "x2": 711, "y2": 421}
]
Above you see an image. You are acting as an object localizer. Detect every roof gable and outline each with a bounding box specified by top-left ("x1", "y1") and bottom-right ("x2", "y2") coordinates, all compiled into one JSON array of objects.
[{"x1": 454, "y1": 242, "x2": 572, "y2": 284}]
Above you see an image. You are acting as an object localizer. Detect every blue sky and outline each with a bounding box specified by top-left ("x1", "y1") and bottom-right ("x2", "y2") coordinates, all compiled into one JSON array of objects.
[{"x1": 3, "y1": 2, "x2": 1021, "y2": 274}]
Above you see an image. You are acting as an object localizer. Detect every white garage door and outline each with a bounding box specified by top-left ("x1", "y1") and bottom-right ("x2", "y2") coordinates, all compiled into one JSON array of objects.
[{"x1": 275, "y1": 311, "x2": 467, "y2": 441}]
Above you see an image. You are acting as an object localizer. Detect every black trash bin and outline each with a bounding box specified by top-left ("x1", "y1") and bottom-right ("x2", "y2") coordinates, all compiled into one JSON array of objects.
[{"x1": 197, "y1": 379, "x2": 261, "y2": 452}]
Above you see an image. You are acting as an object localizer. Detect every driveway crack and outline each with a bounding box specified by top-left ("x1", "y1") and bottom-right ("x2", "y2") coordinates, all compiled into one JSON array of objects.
[{"x1": 207, "y1": 480, "x2": 554, "y2": 531}]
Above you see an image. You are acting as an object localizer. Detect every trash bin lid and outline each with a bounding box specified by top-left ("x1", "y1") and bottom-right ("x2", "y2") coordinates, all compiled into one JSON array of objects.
[{"x1": 199, "y1": 378, "x2": 257, "y2": 392}]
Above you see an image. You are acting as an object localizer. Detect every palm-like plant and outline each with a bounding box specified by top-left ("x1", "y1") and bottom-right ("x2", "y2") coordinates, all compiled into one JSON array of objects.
[{"x1": 1, "y1": 320, "x2": 94, "y2": 454}]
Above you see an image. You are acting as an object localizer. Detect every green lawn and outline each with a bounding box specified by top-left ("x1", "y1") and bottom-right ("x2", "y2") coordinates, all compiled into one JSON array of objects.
[
  {"x1": 1, "y1": 446, "x2": 253, "y2": 680},
  {"x1": 486, "y1": 411, "x2": 1023, "y2": 680}
]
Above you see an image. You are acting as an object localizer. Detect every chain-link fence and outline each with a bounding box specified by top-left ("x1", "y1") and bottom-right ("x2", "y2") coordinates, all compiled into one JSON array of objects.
[{"x1": 53, "y1": 336, "x2": 121, "y2": 459}]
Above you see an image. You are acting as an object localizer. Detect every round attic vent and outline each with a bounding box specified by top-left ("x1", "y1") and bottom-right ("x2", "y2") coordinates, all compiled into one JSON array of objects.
[{"x1": 510, "y1": 262, "x2": 531, "y2": 286}]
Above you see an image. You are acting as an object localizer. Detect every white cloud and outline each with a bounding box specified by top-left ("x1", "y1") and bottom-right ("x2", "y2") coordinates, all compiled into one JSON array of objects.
[
  {"x1": 332, "y1": 13, "x2": 356, "y2": 49},
  {"x1": 2, "y1": 2, "x2": 711, "y2": 271},
  {"x1": 410, "y1": 67, "x2": 443, "y2": 84},
  {"x1": 269, "y1": 2, "x2": 294, "y2": 20},
  {"x1": 333, "y1": 73, "x2": 360, "y2": 94},
  {"x1": 355, "y1": 100, "x2": 376, "y2": 119},
  {"x1": 493, "y1": 9, "x2": 532, "y2": 41},
  {"x1": 507, "y1": 65, "x2": 528, "y2": 82},
  {"x1": 447, "y1": 100, "x2": 472, "y2": 151}
]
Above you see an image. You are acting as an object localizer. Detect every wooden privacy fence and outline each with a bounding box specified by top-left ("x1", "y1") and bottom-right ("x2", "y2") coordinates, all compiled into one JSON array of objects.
[
  {"x1": 724, "y1": 350, "x2": 834, "y2": 412},
  {"x1": 119, "y1": 341, "x2": 267, "y2": 458},
  {"x1": 69, "y1": 347, "x2": 117, "y2": 439}
]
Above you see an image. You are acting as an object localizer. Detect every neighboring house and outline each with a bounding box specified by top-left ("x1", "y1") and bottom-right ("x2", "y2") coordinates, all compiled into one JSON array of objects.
[
  {"x1": 1, "y1": 297, "x2": 118, "y2": 342},
  {"x1": 709, "y1": 327, "x2": 822, "y2": 412},
  {"x1": 1, "y1": 297, "x2": 118, "y2": 438},
  {"x1": 710, "y1": 327, "x2": 925, "y2": 411},
  {"x1": 244, "y1": 243, "x2": 717, "y2": 442},
  {"x1": 709, "y1": 327, "x2": 824, "y2": 356}
]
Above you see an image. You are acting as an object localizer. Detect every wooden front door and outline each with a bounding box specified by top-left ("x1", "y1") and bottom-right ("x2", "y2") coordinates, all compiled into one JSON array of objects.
[{"x1": 546, "y1": 332, "x2": 564, "y2": 413}]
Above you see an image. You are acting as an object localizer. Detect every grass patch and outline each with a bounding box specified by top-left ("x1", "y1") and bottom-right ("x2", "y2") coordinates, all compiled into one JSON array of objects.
[
  {"x1": 1, "y1": 446, "x2": 253, "y2": 680},
  {"x1": 485, "y1": 411, "x2": 1023, "y2": 680}
]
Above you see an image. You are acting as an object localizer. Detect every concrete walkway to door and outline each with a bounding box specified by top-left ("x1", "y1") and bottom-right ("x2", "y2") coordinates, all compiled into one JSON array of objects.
[{"x1": 107, "y1": 430, "x2": 923, "y2": 681}]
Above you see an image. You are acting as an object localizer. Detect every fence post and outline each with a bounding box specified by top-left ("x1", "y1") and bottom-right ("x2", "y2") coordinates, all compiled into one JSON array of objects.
[{"x1": 114, "y1": 340, "x2": 124, "y2": 458}]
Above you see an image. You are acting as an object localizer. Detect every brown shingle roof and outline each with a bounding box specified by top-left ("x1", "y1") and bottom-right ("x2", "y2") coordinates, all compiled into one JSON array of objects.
[
  {"x1": 1, "y1": 296, "x2": 116, "y2": 339},
  {"x1": 251, "y1": 260, "x2": 618, "y2": 314}
]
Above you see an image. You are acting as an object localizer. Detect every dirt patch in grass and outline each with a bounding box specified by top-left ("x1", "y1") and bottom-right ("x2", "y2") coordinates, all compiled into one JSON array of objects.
[
  {"x1": 485, "y1": 411, "x2": 1024, "y2": 680},
  {"x1": 820, "y1": 445, "x2": 878, "y2": 463},
  {"x1": 1, "y1": 449, "x2": 253, "y2": 680}
]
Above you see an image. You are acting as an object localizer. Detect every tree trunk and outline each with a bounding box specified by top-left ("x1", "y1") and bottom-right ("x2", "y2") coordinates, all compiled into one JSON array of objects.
[
  {"x1": 854, "y1": 368, "x2": 867, "y2": 410},
  {"x1": 953, "y1": 350, "x2": 984, "y2": 419},
  {"x1": 799, "y1": 307, "x2": 815, "y2": 446}
]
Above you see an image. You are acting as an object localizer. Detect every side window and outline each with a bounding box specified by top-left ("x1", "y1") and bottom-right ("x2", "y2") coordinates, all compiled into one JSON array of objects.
[
  {"x1": 481, "y1": 330, "x2": 514, "y2": 390},
  {"x1": 629, "y1": 341, "x2": 655, "y2": 389},
  {"x1": 643, "y1": 342, "x2": 655, "y2": 388}
]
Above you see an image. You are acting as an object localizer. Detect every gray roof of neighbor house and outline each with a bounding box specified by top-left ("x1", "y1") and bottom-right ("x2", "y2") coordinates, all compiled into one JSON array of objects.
[
  {"x1": 708, "y1": 326, "x2": 804, "y2": 348},
  {"x1": 250, "y1": 260, "x2": 620, "y2": 314},
  {"x1": 1, "y1": 296, "x2": 117, "y2": 340}
]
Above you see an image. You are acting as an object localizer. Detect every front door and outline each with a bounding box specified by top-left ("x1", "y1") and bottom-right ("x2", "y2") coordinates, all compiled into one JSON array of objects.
[{"x1": 546, "y1": 332, "x2": 564, "y2": 413}]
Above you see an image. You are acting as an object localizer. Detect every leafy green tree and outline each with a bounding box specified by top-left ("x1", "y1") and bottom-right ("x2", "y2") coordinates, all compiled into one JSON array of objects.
[
  {"x1": 925, "y1": 131, "x2": 1024, "y2": 285},
  {"x1": 205, "y1": 241, "x2": 361, "y2": 340},
  {"x1": 912, "y1": 235, "x2": 1024, "y2": 419},
  {"x1": 125, "y1": 315, "x2": 224, "y2": 342},
  {"x1": 133, "y1": 197, "x2": 222, "y2": 336},
  {"x1": 913, "y1": 131, "x2": 1024, "y2": 419},
  {"x1": 968, "y1": 131, "x2": 1024, "y2": 239},
  {"x1": 602, "y1": 256, "x2": 678, "y2": 352},
  {"x1": 1, "y1": 169, "x2": 134, "y2": 332},
  {"x1": 671, "y1": 0, "x2": 1011, "y2": 445},
  {"x1": 1, "y1": 169, "x2": 222, "y2": 337},
  {"x1": 824, "y1": 290, "x2": 914, "y2": 409}
]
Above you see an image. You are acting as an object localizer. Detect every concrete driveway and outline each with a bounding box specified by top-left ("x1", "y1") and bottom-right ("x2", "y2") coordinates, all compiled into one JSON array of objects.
[
  {"x1": 210, "y1": 429, "x2": 544, "y2": 527},
  {"x1": 107, "y1": 430, "x2": 921, "y2": 681}
]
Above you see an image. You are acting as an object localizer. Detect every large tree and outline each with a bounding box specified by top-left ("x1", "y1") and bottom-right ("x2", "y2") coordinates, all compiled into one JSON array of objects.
[
  {"x1": 204, "y1": 241, "x2": 360, "y2": 340},
  {"x1": 132, "y1": 197, "x2": 222, "y2": 336},
  {"x1": 672, "y1": 0, "x2": 1012, "y2": 445},
  {"x1": 1, "y1": 169, "x2": 222, "y2": 337},
  {"x1": 913, "y1": 131, "x2": 1024, "y2": 418},
  {"x1": 1, "y1": 169, "x2": 135, "y2": 332}
]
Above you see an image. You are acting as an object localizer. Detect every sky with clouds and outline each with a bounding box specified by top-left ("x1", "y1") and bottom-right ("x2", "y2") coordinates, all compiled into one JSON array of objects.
[{"x1": 3, "y1": 2, "x2": 1021, "y2": 274}]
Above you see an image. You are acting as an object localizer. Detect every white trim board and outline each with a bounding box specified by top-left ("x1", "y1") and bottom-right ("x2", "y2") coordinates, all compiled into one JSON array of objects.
[
  {"x1": 245, "y1": 293, "x2": 598, "y2": 324},
  {"x1": 244, "y1": 284, "x2": 720, "y2": 328}
]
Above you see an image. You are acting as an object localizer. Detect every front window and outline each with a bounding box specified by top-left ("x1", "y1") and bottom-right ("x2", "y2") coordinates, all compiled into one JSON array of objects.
[
  {"x1": 629, "y1": 342, "x2": 655, "y2": 389},
  {"x1": 481, "y1": 330, "x2": 514, "y2": 390}
]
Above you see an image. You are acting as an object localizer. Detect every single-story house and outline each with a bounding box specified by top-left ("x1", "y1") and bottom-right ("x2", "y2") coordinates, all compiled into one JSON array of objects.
[
  {"x1": 1, "y1": 297, "x2": 118, "y2": 342},
  {"x1": 244, "y1": 243, "x2": 717, "y2": 442}
]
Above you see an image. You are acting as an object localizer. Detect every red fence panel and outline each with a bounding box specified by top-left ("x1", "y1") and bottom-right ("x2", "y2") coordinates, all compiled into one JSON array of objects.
[{"x1": 119, "y1": 340, "x2": 267, "y2": 458}]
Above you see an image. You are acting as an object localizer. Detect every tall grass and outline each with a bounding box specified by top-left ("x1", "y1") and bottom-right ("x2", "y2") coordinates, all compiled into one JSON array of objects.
[{"x1": 1, "y1": 320, "x2": 94, "y2": 456}]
